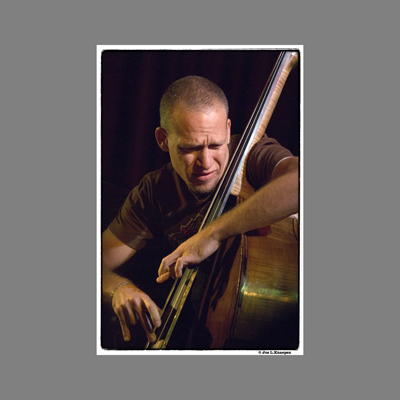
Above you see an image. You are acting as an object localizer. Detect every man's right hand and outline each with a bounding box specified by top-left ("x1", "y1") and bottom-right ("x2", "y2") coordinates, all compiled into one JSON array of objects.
[{"x1": 111, "y1": 283, "x2": 162, "y2": 343}]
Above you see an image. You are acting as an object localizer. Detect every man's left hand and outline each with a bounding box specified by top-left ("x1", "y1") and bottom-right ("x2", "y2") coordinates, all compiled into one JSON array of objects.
[{"x1": 157, "y1": 227, "x2": 220, "y2": 283}]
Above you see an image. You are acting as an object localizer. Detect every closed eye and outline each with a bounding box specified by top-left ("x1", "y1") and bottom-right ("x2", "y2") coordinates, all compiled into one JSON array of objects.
[
  {"x1": 178, "y1": 144, "x2": 223, "y2": 153},
  {"x1": 178, "y1": 147, "x2": 198, "y2": 153}
]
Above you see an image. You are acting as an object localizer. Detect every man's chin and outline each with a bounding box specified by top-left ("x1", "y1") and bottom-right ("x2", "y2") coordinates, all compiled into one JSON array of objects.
[{"x1": 188, "y1": 182, "x2": 216, "y2": 199}]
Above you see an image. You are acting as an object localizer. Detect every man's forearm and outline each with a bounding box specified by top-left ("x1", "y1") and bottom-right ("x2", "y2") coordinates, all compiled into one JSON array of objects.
[
  {"x1": 209, "y1": 168, "x2": 298, "y2": 242},
  {"x1": 102, "y1": 268, "x2": 134, "y2": 303},
  {"x1": 101, "y1": 229, "x2": 138, "y2": 302}
]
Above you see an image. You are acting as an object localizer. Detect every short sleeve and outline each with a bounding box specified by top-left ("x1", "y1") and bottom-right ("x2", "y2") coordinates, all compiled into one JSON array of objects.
[
  {"x1": 108, "y1": 177, "x2": 159, "y2": 250},
  {"x1": 246, "y1": 134, "x2": 293, "y2": 189}
]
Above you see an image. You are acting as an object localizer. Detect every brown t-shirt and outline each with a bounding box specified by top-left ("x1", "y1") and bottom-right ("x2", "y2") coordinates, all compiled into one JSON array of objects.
[{"x1": 108, "y1": 134, "x2": 293, "y2": 250}]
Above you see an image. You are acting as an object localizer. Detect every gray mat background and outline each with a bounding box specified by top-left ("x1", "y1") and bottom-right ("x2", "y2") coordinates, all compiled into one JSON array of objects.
[{"x1": 1, "y1": 1, "x2": 398, "y2": 399}]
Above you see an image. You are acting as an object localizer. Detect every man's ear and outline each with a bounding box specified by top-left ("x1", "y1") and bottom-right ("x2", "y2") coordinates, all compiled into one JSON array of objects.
[
  {"x1": 155, "y1": 127, "x2": 169, "y2": 152},
  {"x1": 227, "y1": 118, "x2": 231, "y2": 144}
]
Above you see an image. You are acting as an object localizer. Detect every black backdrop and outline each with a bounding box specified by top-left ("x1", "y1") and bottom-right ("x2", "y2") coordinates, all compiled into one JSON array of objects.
[{"x1": 101, "y1": 49, "x2": 300, "y2": 194}]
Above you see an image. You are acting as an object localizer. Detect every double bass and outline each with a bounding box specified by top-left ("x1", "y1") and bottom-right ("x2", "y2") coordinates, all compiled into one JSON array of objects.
[{"x1": 145, "y1": 51, "x2": 300, "y2": 350}]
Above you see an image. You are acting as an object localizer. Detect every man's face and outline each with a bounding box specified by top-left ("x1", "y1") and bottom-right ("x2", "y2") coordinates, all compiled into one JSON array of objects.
[{"x1": 157, "y1": 103, "x2": 231, "y2": 197}]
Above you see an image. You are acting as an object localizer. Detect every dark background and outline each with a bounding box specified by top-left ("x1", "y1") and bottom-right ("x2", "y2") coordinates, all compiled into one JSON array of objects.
[{"x1": 101, "y1": 49, "x2": 300, "y2": 196}]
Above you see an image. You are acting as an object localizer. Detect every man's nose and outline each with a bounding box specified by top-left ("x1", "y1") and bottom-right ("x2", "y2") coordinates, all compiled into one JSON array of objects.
[{"x1": 196, "y1": 148, "x2": 213, "y2": 169}]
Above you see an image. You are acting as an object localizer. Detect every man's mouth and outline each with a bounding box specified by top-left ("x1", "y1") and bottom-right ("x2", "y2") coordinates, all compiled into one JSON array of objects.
[{"x1": 192, "y1": 171, "x2": 216, "y2": 182}]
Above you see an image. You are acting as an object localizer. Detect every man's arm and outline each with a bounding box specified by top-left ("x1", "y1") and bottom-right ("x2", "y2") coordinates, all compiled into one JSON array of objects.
[
  {"x1": 157, "y1": 156, "x2": 299, "y2": 283},
  {"x1": 102, "y1": 229, "x2": 161, "y2": 342}
]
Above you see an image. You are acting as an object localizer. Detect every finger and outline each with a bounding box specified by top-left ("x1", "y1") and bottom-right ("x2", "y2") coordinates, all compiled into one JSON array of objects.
[
  {"x1": 125, "y1": 304, "x2": 139, "y2": 326},
  {"x1": 156, "y1": 272, "x2": 170, "y2": 283},
  {"x1": 156, "y1": 262, "x2": 176, "y2": 283},
  {"x1": 174, "y1": 257, "x2": 185, "y2": 279},
  {"x1": 147, "y1": 303, "x2": 162, "y2": 328},
  {"x1": 174, "y1": 254, "x2": 196, "y2": 278},
  {"x1": 132, "y1": 311, "x2": 140, "y2": 325},
  {"x1": 140, "y1": 303, "x2": 157, "y2": 343},
  {"x1": 158, "y1": 253, "x2": 178, "y2": 277},
  {"x1": 157, "y1": 257, "x2": 189, "y2": 282},
  {"x1": 158, "y1": 257, "x2": 168, "y2": 276},
  {"x1": 115, "y1": 307, "x2": 131, "y2": 342},
  {"x1": 169, "y1": 264, "x2": 177, "y2": 279}
]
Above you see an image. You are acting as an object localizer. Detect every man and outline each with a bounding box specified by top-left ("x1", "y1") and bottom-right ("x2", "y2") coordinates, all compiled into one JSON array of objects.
[{"x1": 102, "y1": 76, "x2": 299, "y2": 348}]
